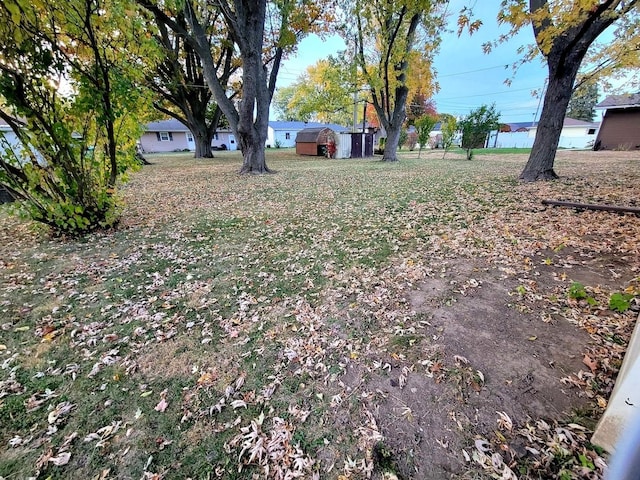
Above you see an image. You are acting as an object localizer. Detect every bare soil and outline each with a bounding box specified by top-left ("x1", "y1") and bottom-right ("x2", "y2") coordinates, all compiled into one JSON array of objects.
[{"x1": 339, "y1": 246, "x2": 637, "y2": 479}]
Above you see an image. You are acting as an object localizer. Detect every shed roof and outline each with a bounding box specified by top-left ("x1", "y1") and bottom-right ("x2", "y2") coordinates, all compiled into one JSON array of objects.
[
  {"x1": 596, "y1": 93, "x2": 640, "y2": 110},
  {"x1": 295, "y1": 127, "x2": 334, "y2": 143}
]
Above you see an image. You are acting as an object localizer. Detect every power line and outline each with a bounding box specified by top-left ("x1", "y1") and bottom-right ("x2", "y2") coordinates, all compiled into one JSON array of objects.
[
  {"x1": 435, "y1": 85, "x2": 541, "y2": 100},
  {"x1": 437, "y1": 64, "x2": 511, "y2": 78}
]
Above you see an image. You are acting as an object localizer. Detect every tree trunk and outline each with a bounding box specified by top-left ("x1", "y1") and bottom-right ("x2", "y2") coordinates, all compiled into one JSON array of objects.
[
  {"x1": 225, "y1": 1, "x2": 273, "y2": 174},
  {"x1": 520, "y1": 59, "x2": 579, "y2": 182},
  {"x1": 383, "y1": 123, "x2": 401, "y2": 162},
  {"x1": 238, "y1": 126, "x2": 271, "y2": 173},
  {"x1": 194, "y1": 134, "x2": 213, "y2": 158}
]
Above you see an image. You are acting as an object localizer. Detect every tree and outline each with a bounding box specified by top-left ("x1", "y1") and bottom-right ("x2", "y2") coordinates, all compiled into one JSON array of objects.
[
  {"x1": 440, "y1": 113, "x2": 457, "y2": 159},
  {"x1": 458, "y1": 104, "x2": 499, "y2": 160},
  {"x1": 145, "y1": 9, "x2": 239, "y2": 158},
  {"x1": 496, "y1": 0, "x2": 639, "y2": 181},
  {"x1": 272, "y1": 85, "x2": 298, "y2": 121},
  {"x1": 0, "y1": 0, "x2": 147, "y2": 233},
  {"x1": 398, "y1": 127, "x2": 409, "y2": 150},
  {"x1": 566, "y1": 83, "x2": 598, "y2": 122},
  {"x1": 407, "y1": 93, "x2": 437, "y2": 126},
  {"x1": 415, "y1": 114, "x2": 438, "y2": 158},
  {"x1": 351, "y1": 0, "x2": 444, "y2": 162},
  {"x1": 273, "y1": 56, "x2": 359, "y2": 126},
  {"x1": 139, "y1": 0, "x2": 331, "y2": 174}
]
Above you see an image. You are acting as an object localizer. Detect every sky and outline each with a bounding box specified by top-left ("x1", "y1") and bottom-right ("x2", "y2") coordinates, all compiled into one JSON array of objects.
[{"x1": 275, "y1": 2, "x2": 566, "y2": 124}]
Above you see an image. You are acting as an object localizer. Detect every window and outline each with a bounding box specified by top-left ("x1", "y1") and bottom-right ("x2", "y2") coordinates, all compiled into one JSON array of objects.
[
  {"x1": 587, "y1": 128, "x2": 596, "y2": 135},
  {"x1": 214, "y1": 133, "x2": 219, "y2": 140},
  {"x1": 285, "y1": 132, "x2": 290, "y2": 140},
  {"x1": 159, "y1": 132, "x2": 170, "y2": 141},
  {"x1": 186, "y1": 132, "x2": 194, "y2": 142}
]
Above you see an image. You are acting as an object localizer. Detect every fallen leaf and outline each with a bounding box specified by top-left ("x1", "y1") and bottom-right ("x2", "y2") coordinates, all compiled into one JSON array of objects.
[
  {"x1": 49, "y1": 451, "x2": 71, "y2": 466},
  {"x1": 154, "y1": 398, "x2": 169, "y2": 413},
  {"x1": 583, "y1": 354, "x2": 598, "y2": 372}
]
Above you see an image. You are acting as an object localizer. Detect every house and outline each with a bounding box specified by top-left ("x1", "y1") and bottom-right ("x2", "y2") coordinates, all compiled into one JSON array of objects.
[
  {"x1": 139, "y1": 119, "x2": 237, "y2": 153},
  {"x1": 0, "y1": 120, "x2": 21, "y2": 203},
  {"x1": 489, "y1": 118, "x2": 599, "y2": 149},
  {"x1": 267, "y1": 121, "x2": 351, "y2": 148},
  {"x1": 594, "y1": 93, "x2": 640, "y2": 150},
  {"x1": 267, "y1": 121, "x2": 304, "y2": 148},
  {"x1": 424, "y1": 122, "x2": 462, "y2": 149},
  {"x1": 0, "y1": 119, "x2": 22, "y2": 157}
]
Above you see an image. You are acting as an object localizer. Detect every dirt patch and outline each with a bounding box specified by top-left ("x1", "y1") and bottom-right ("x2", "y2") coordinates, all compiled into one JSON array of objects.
[
  {"x1": 355, "y1": 257, "x2": 596, "y2": 479},
  {"x1": 537, "y1": 244, "x2": 637, "y2": 286}
]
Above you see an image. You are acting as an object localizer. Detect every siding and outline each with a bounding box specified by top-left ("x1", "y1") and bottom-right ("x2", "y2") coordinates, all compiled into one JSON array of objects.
[
  {"x1": 140, "y1": 132, "x2": 190, "y2": 153},
  {"x1": 212, "y1": 132, "x2": 238, "y2": 151},
  {"x1": 595, "y1": 108, "x2": 640, "y2": 150}
]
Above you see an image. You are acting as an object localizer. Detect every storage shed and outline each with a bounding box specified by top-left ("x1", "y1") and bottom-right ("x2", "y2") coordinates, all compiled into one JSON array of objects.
[
  {"x1": 295, "y1": 127, "x2": 335, "y2": 156},
  {"x1": 594, "y1": 93, "x2": 640, "y2": 150}
]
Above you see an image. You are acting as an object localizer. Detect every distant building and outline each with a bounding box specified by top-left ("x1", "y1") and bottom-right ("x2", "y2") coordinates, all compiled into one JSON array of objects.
[
  {"x1": 488, "y1": 118, "x2": 599, "y2": 149},
  {"x1": 139, "y1": 119, "x2": 237, "y2": 153},
  {"x1": 594, "y1": 93, "x2": 640, "y2": 150},
  {"x1": 267, "y1": 121, "x2": 349, "y2": 148}
]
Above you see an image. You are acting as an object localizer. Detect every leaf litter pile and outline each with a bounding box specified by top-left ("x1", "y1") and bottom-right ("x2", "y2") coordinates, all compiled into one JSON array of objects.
[{"x1": 1, "y1": 150, "x2": 638, "y2": 479}]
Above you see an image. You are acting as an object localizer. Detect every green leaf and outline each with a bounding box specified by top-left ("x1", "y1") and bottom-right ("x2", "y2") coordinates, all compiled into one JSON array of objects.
[
  {"x1": 609, "y1": 293, "x2": 633, "y2": 313},
  {"x1": 568, "y1": 282, "x2": 587, "y2": 300}
]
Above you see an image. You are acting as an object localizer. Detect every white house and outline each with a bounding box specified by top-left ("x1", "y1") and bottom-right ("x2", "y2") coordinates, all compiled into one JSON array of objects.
[
  {"x1": 489, "y1": 118, "x2": 599, "y2": 149},
  {"x1": 527, "y1": 118, "x2": 599, "y2": 148},
  {"x1": 0, "y1": 119, "x2": 22, "y2": 157},
  {"x1": 267, "y1": 121, "x2": 350, "y2": 148},
  {"x1": 139, "y1": 119, "x2": 237, "y2": 153}
]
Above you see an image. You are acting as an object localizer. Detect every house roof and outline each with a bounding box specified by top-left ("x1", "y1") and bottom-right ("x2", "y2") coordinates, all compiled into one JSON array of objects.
[
  {"x1": 270, "y1": 120, "x2": 349, "y2": 132},
  {"x1": 596, "y1": 93, "x2": 640, "y2": 109},
  {"x1": 562, "y1": 118, "x2": 599, "y2": 127},
  {"x1": 144, "y1": 118, "x2": 233, "y2": 133},
  {"x1": 145, "y1": 119, "x2": 190, "y2": 132}
]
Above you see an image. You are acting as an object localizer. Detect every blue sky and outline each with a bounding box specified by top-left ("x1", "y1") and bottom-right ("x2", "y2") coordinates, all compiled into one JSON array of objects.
[
  {"x1": 276, "y1": 2, "x2": 550, "y2": 124},
  {"x1": 275, "y1": 2, "x2": 636, "y2": 123}
]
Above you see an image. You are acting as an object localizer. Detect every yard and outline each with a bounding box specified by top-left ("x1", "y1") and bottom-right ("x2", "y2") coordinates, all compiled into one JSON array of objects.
[{"x1": 1, "y1": 149, "x2": 639, "y2": 479}]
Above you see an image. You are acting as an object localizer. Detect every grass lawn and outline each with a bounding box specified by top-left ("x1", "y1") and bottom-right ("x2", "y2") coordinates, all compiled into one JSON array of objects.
[{"x1": 1, "y1": 148, "x2": 638, "y2": 479}]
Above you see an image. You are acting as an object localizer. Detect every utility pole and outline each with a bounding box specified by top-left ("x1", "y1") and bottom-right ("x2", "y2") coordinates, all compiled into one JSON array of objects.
[{"x1": 352, "y1": 37, "x2": 358, "y2": 132}]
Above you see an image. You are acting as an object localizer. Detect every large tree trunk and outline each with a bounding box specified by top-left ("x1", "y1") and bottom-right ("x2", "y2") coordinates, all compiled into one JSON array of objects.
[
  {"x1": 383, "y1": 123, "x2": 401, "y2": 162},
  {"x1": 233, "y1": 2, "x2": 273, "y2": 175},
  {"x1": 194, "y1": 131, "x2": 214, "y2": 158},
  {"x1": 381, "y1": 84, "x2": 409, "y2": 162},
  {"x1": 189, "y1": 112, "x2": 215, "y2": 158},
  {"x1": 238, "y1": 126, "x2": 270, "y2": 173},
  {"x1": 520, "y1": 59, "x2": 579, "y2": 181}
]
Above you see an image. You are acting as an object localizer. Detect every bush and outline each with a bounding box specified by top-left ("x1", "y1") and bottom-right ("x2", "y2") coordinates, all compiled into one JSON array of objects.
[
  {"x1": 0, "y1": 132, "x2": 128, "y2": 234},
  {"x1": 458, "y1": 104, "x2": 500, "y2": 160},
  {"x1": 0, "y1": 0, "x2": 147, "y2": 235}
]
